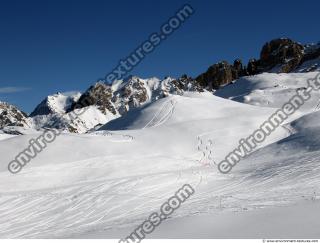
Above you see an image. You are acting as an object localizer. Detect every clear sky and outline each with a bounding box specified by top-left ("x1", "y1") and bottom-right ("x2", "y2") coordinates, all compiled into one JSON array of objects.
[{"x1": 0, "y1": 0, "x2": 319, "y2": 112}]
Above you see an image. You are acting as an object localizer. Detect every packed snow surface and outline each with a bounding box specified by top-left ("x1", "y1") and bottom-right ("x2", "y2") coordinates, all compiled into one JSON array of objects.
[{"x1": 1, "y1": 72, "x2": 320, "y2": 238}]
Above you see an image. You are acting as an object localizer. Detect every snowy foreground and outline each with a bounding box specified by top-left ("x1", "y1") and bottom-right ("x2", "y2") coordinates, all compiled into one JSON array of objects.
[{"x1": 1, "y1": 72, "x2": 320, "y2": 238}]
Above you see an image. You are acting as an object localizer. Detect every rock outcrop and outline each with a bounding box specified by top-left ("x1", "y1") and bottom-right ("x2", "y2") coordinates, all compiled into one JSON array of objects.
[
  {"x1": 196, "y1": 60, "x2": 246, "y2": 89},
  {"x1": 259, "y1": 38, "x2": 304, "y2": 72},
  {"x1": 70, "y1": 82, "x2": 117, "y2": 115},
  {"x1": 0, "y1": 102, "x2": 30, "y2": 129},
  {"x1": 196, "y1": 38, "x2": 320, "y2": 90}
]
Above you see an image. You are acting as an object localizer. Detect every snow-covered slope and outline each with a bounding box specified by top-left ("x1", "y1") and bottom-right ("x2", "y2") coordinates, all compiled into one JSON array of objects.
[
  {"x1": 1, "y1": 41, "x2": 320, "y2": 239},
  {"x1": 295, "y1": 57, "x2": 320, "y2": 72},
  {"x1": 1, "y1": 88, "x2": 317, "y2": 238},
  {"x1": 215, "y1": 72, "x2": 320, "y2": 112},
  {"x1": 30, "y1": 92, "x2": 81, "y2": 116},
  {"x1": 82, "y1": 201, "x2": 320, "y2": 239}
]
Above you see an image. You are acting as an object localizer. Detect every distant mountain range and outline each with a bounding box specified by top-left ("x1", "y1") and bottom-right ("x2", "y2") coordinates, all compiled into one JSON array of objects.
[{"x1": 1, "y1": 38, "x2": 320, "y2": 134}]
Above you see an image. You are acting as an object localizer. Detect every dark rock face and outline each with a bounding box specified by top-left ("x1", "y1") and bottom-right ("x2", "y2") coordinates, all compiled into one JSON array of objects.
[
  {"x1": 247, "y1": 58, "x2": 260, "y2": 75},
  {"x1": 70, "y1": 82, "x2": 117, "y2": 115},
  {"x1": 232, "y1": 59, "x2": 245, "y2": 79},
  {"x1": 0, "y1": 102, "x2": 29, "y2": 128},
  {"x1": 260, "y1": 38, "x2": 304, "y2": 72},
  {"x1": 171, "y1": 74, "x2": 203, "y2": 92},
  {"x1": 196, "y1": 60, "x2": 246, "y2": 89},
  {"x1": 195, "y1": 38, "x2": 320, "y2": 90},
  {"x1": 29, "y1": 99, "x2": 52, "y2": 116},
  {"x1": 196, "y1": 61, "x2": 234, "y2": 89},
  {"x1": 122, "y1": 78, "x2": 148, "y2": 107},
  {"x1": 302, "y1": 43, "x2": 320, "y2": 63}
]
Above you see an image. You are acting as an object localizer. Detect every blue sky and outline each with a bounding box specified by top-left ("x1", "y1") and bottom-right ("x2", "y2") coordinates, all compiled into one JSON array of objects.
[{"x1": 0, "y1": 0, "x2": 319, "y2": 112}]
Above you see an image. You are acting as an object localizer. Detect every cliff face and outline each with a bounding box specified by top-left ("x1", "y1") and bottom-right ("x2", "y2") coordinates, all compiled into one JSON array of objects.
[
  {"x1": 0, "y1": 102, "x2": 30, "y2": 129},
  {"x1": 196, "y1": 38, "x2": 320, "y2": 90},
  {"x1": 196, "y1": 60, "x2": 246, "y2": 89},
  {"x1": 259, "y1": 38, "x2": 304, "y2": 72}
]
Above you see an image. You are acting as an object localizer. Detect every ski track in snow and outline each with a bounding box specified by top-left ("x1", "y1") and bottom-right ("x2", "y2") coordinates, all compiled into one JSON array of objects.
[
  {"x1": 143, "y1": 99, "x2": 176, "y2": 129},
  {"x1": 0, "y1": 157, "x2": 203, "y2": 238},
  {"x1": 0, "y1": 149, "x2": 319, "y2": 238},
  {"x1": 89, "y1": 131, "x2": 134, "y2": 142}
]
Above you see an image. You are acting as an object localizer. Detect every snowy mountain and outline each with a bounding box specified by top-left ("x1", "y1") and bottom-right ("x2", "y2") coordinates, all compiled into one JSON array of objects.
[
  {"x1": 1, "y1": 38, "x2": 320, "y2": 239},
  {"x1": 1, "y1": 84, "x2": 320, "y2": 238},
  {"x1": 10, "y1": 38, "x2": 318, "y2": 134},
  {"x1": 111, "y1": 75, "x2": 202, "y2": 115},
  {"x1": 28, "y1": 75, "x2": 201, "y2": 133},
  {"x1": 0, "y1": 102, "x2": 30, "y2": 130},
  {"x1": 30, "y1": 91, "x2": 81, "y2": 116}
]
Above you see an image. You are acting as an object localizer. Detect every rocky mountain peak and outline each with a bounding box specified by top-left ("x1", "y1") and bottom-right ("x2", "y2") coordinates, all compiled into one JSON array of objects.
[
  {"x1": 70, "y1": 82, "x2": 117, "y2": 115},
  {"x1": 30, "y1": 92, "x2": 81, "y2": 117},
  {"x1": 196, "y1": 38, "x2": 320, "y2": 90},
  {"x1": 196, "y1": 60, "x2": 246, "y2": 89},
  {"x1": 260, "y1": 38, "x2": 304, "y2": 72},
  {"x1": 5, "y1": 37, "x2": 320, "y2": 134},
  {"x1": 0, "y1": 102, "x2": 30, "y2": 129}
]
